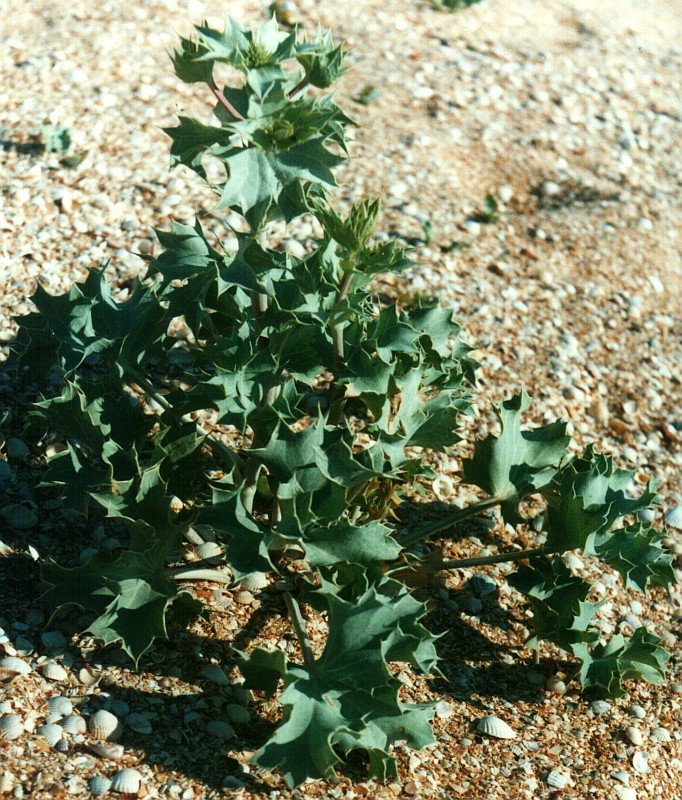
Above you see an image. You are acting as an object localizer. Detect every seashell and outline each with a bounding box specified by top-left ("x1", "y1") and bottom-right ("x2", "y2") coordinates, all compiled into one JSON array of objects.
[
  {"x1": 205, "y1": 720, "x2": 234, "y2": 741},
  {"x1": 47, "y1": 696, "x2": 73, "y2": 717},
  {"x1": 238, "y1": 571, "x2": 268, "y2": 593},
  {"x1": 111, "y1": 768, "x2": 142, "y2": 794},
  {"x1": 0, "y1": 714, "x2": 23, "y2": 741},
  {"x1": 231, "y1": 685, "x2": 253, "y2": 706},
  {"x1": 36, "y1": 723, "x2": 64, "y2": 747},
  {"x1": 0, "y1": 657, "x2": 32, "y2": 681},
  {"x1": 636, "y1": 508, "x2": 655, "y2": 523},
  {"x1": 41, "y1": 662, "x2": 69, "y2": 682},
  {"x1": 61, "y1": 714, "x2": 87, "y2": 735},
  {"x1": 546, "y1": 769, "x2": 570, "y2": 789},
  {"x1": 199, "y1": 664, "x2": 230, "y2": 685},
  {"x1": 649, "y1": 726, "x2": 671, "y2": 743},
  {"x1": 509, "y1": 743, "x2": 524, "y2": 757},
  {"x1": 628, "y1": 704, "x2": 646, "y2": 720},
  {"x1": 6, "y1": 438, "x2": 29, "y2": 459},
  {"x1": 432, "y1": 474, "x2": 455, "y2": 501},
  {"x1": 590, "y1": 700, "x2": 611, "y2": 715},
  {"x1": 5, "y1": 504, "x2": 38, "y2": 530},
  {"x1": 476, "y1": 714, "x2": 516, "y2": 739},
  {"x1": 226, "y1": 704, "x2": 250, "y2": 725},
  {"x1": 41, "y1": 631, "x2": 67, "y2": 650},
  {"x1": 624, "y1": 726, "x2": 644, "y2": 745},
  {"x1": 106, "y1": 699, "x2": 130, "y2": 717},
  {"x1": 0, "y1": 771, "x2": 15, "y2": 793},
  {"x1": 196, "y1": 542, "x2": 223, "y2": 563},
  {"x1": 631, "y1": 751, "x2": 649, "y2": 773},
  {"x1": 664, "y1": 506, "x2": 682, "y2": 529},
  {"x1": 611, "y1": 770, "x2": 629, "y2": 785},
  {"x1": 87, "y1": 741, "x2": 125, "y2": 761},
  {"x1": 88, "y1": 775, "x2": 112, "y2": 797},
  {"x1": 44, "y1": 712, "x2": 63, "y2": 725},
  {"x1": 615, "y1": 787, "x2": 637, "y2": 800},
  {"x1": 88, "y1": 709, "x2": 121, "y2": 741},
  {"x1": 545, "y1": 676, "x2": 566, "y2": 694},
  {"x1": 126, "y1": 712, "x2": 152, "y2": 735},
  {"x1": 435, "y1": 700, "x2": 454, "y2": 720},
  {"x1": 470, "y1": 573, "x2": 497, "y2": 596},
  {"x1": 78, "y1": 667, "x2": 101, "y2": 686}
]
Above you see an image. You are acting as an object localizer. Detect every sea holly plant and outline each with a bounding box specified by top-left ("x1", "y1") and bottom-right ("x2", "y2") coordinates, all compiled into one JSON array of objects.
[{"x1": 1, "y1": 13, "x2": 676, "y2": 788}]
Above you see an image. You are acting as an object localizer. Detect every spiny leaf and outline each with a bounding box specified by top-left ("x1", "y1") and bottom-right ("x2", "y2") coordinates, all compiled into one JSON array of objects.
[{"x1": 592, "y1": 524, "x2": 675, "y2": 592}]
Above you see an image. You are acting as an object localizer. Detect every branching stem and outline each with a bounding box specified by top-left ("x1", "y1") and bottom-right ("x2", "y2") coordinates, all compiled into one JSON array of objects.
[
  {"x1": 284, "y1": 592, "x2": 316, "y2": 671},
  {"x1": 209, "y1": 80, "x2": 245, "y2": 121},
  {"x1": 401, "y1": 496, "x2": 501, "y2": 548},
  {"x1": 441, "y1": 546, "x2": 551, "y2": 570},
  {"x1": 288, "y1": 78, "x2": 308, "y2": 99}
]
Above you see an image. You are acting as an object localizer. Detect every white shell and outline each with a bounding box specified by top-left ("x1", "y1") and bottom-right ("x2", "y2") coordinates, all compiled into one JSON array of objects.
[
  {"x1": 238, "y1": 571, "x2": 268, "y2": 592},
  {"x1": 590, "y1": 700, "x2": 611, "y2": 715},
  {"x1": 111, "y1": 768, "x2": 142, "y2": 794},
  {"x1": 470, "y1": 573, "x2": 497, "y2": 596},
  {"x1": 196, "y1": 542, "x2": 223, "y2": 562},
  {"x1": 41, "y1": 662, "x2": 68, "y2": 682},
  {"x1": 546, "y1": 769, "x2": 570, "y2": 789},
  {"x1": 476, "y1": 714, "x2": 516, "y2": 739},
  {"x1": 664, "y1": 506, "x2": 682, "y2": 529},
  {"x1": 631, "y1": 751, "x2": 649, "y2": 773},
  {"x1": 432, "y1": 474, "x2": 455, "y2": 500},
  {"x1": 47, "y1": 696, "x2": 73, "y2": 717},
  {"x1": 611, "y1": 770, "x2": 629, "y2": 785},
  {"x1": 127, "y1": 712, "x2": 152, "y2": 735},
  {"x1": 0, "y1": 714, "x2": 23, "y2": 741},
  {"x1": 88, "y1": 775, "x2": 112, "y2": 797},
  {"x1": 0, "y1": 771, "x2": 15, "y2": 793},
  {"x1": 88, "y1": 709, "x2": 121, "y2": 741},
  {"x1": 650, "y1": 726, "x2": 671, "y2": 743},
  {"x1": 78, "y1": 667, "x2": 101, "y2": 686},
  {"x1": 87, "y1": 741, "x2": 125, "y2": 761},
  {"x1": 205, "y1": 720, "x2": 234, "y2": 741},
  {"x1": 545, "y1": 676, "x2": 566, "y2": 694},
  {"x1": 61, "y1": 714, "x2": 87, "y2": 735},
  {"x1": 435, "y1": 700, "x2": 454, "y2": 720},
  {"x1": 624, "y1": 726, "x2": 643, "y2": 745},
  {"x1": 628, "y1": 704, "x2": 646, "y2": 720},
  {"x1": 615, "y1": 787, "x2": 637, "y2": 800},
  {"x1": 37, "y1": 723, "x2": 64, "y2": 747},
  {"x1": 0, "y1": 657, "x2": 32, "y2": 679},
  {"x1": 636, "y1": 508, "x2": 655, "y2": 523}
]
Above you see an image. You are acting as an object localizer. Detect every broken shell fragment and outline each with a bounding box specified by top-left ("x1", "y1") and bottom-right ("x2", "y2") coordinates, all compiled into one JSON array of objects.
[
  {"x1": 546, "y1": 769, "x2": 570, "y2": 789},
  {"x1": 87, "y1": 741, "x2": 125, "y2": 761},
  {"x1": 615, "y1": 787, "x2": 637, "y2": 800},
  {"x1": 476, "y1": 714, "x2": 516, "y2": 739}
]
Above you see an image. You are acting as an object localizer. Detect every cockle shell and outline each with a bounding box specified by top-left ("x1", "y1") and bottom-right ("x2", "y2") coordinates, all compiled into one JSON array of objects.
[
  {"x1": 126, "y1": 712, "x2": 152, "y2": 735},
  {"x1": 632, "y1": 751, "x2": 649, "y2": 773},
  {"x1": 624, "y1": 726, "x2": 644, "y2": 745},
  {"x1": 476, "y1": 714, "x2": 516, "y2": 739},
  {"x1": 225, "y1": 704, "x2": 250, "y2": 725},
  {"x1": 199, "y1": 664, "x2": 230, "y2": 685},
  {"x1": 238, "y1": 571, "x2": 268, "y2": 592},
  {"x1": 546, "y1": 769, "x2": 570, "y2": 789},
  {"x1": 628, "y1": 704, "x2": 646, "y2": 720},
  {"x1": 47, "y1": 696, "x2": 73, "y2": 717},
  {"x1": 0, "y1": 714, "x2": 23, "y2": 741},
  {"x1": 432, "y1": 474, "x2": 455, "y2": 501},
  {"x1": 615, "y1": 787, "x2": 637, "y2": 800},
  {"x1": 545, "y1": 676, "x2": 566, "y2": 694},
  {"x1": 663, "y1": 506, "x2": 682, "y2": 529},
  {"x1": 36, "y1": 723, "x2": 64, "y2": 747},
  {"x1": 611, "y1": 770, "x2": 629, "y2": 785},
  {"x1": 111, "y1": 768, "x2": 142, "y2": 794},
  {"x1": 590, "y1": 700, "x2": 611, "y2": 715},
  {"x1": 205, "y1": 720, "x2": 234, "y2": 741},
  {"x1": 61, "y1": 714, "x2": 87, "y2": 735},
  {"x1": 0, "y1": 657, "x2": 32, "y2": 681},
  {"x1": 41, "y1": 662, "x2": 68, "y2": 682},
  {"x1": 196, "y1": 542, "x2": 223, "y2": 563},
  {"x1": 650, "y1": 726, "x2": 671, "y2": 743},
  {"x1": 88, "y1": 709, "x2": 121, "y2": 741},
  {"x1": 87, "y1": 741, "x2": 125, "y2": 761},
  {"x1": 88, "y1": 775, "x2": 112, "y2": 797}
]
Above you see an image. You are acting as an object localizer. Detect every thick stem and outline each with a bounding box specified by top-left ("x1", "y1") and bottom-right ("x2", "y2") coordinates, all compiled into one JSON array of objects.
[
  {"x1": 401, "y1": 496, "x2": 501, "y2": 548},
  {"x1": 166, "y1": 557, "x2": 227, "y2": 575},
  {"x1": 209, "y1": 80, "x2": 245, "y2": 121},
  {"x1": 283, "y1": 593, "x2": 316, "y2": 672},
  {"x1": 241, "y1": 457, "x2": 262, "y2": 515},
  {"x1": 170, "y1": 568, "x2": 232, "y2": 584},
  {"x1": 328, "y1": 269, "x2": 354, "y2": 425},
  {"x1": 288, "y1": 77, "x2": 308, "y2": 99},
  {"x1": 441, "y1": 545, "x2": 550, "y2": 570}
]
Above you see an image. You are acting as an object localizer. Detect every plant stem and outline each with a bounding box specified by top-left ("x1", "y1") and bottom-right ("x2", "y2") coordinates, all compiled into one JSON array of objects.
[
  {"x1": 441, "y1": 546, "x2": 550, "y2": 570},
  {"x1": 401, "y1": 496, "x2": 501, "y2": 548},
  {"x1": 170, "y1": 568, "x2": 232, "y2": 584},
  {"x1": 288, "y1": 78, "x2": 308, "y2": 99},
  {"x1": 209, "y1": 80, "x2": 245, "y2": 121},
  {"x1": 283, "y1": 592, "x2": 316, "y2": 671}
]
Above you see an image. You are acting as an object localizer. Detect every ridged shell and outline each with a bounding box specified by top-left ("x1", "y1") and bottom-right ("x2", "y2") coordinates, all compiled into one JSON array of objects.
[
  {"x1": 624, "y1": 726, "x2": 643, "y2": 745},
  {"x1": 0, "y1": 714, "x2": 23, "y2": 741},
  {"x1": 47, "y1": 696, "x2": 73, "y2": 717},
  {"x1": 225, "y1": 704, "x2": 250, "y2": 725},
  {"x1": 0, "y1": 657, "x2": 32, "y2": 679},
  {"x1": 78, "y1": 667, "x2": 101, "y2": 687},
  {"x1": 632, "y1": 751, "x2": 649, "y2": 773},
  {"x1": 615, "y1": 787, "x2": 637, "y2": 800},
  {"x1": 36, "y1": 723, "x2": 63, "y2": 747},
  {"x1": 238, "y1": 571, "x2": 268, "y2": 592},
  {"x1": 545, "y1": 676, "x2": 566, "y2": 694},
  {"x1": 88, "y1": 709, "x2": 121, "y2": 741},
  {"x1": 61, "y1": 714, "x2": 87, "y2": 735},
  {"x1": 126, "y1": 712, "x2": 152, "y2": 735},
  {"x1": 636, "y1": 508, "x2": 655, "y2": 523},
  {"x1": 664, "y1": 505, "x2": 682, "y2": 529},
  {"x1": 650, "y1": 726, "x2": 671, "y2": 743},
  {"x1": 87, "y1": 741, "x2": 125, "y2": 761},
  {"x1": 88, "y1": 775, "x2": 112, "y2": 797},
  {"x1": 44, "y1": 712, "x2": 64, "y2": 726},
  {"x1": 590, "y1": 700, "x2": 611, "y2": 715},
  {"x1": 110, "y1": 768, "x2": 142, "y2": 794},
  {"x1": 628, "y1": 704, "x2": 646, "y2": 720},
  {"x1": 196, "y1": 542, "x2": 223, "y2": 563},
  {"x1": 205, "y1": 720, "x2": 234, "y2": 741},
  {"x1": 41, "y1": 662, "x2": 68, "y2": 682},
  {"x1": 476, "y1": 714, "x2": 516, "y2": 739},
  {"x1": 546, "y1": 769, "x2": 570, "y2": 789},
  {"x1": 611, "y1": 770, "x2": 629, "y2": 785}
]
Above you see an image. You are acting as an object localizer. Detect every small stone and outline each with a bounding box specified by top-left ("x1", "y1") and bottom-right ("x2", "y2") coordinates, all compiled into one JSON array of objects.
[
  {"x1": 540, "y1": 181, "x2": 561, "y2": 198},
  {"x1": 498, "y1": 185, "x2": 513, "y2": 203},
  {"x1": 5, "y1": 439, "x2": 29, "y2": 460}
]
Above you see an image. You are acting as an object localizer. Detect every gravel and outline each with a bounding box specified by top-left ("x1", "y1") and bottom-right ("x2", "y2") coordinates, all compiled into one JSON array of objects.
[{"x1": 1, "y1": 0, "x2": 680, "y2": 798}]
